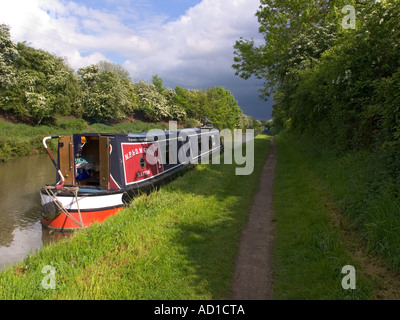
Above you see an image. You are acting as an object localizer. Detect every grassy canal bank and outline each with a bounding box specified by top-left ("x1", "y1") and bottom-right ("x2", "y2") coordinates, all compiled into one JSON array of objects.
[
  {"x1": 272, "y1": 132, "x2": 400, "y2": 300},
  {"x1": 0, "y1": 118, "x2": 167, "y2": 162},
  {"x1": 0, "y1": 134, "x2": 270, "y2": 299}
]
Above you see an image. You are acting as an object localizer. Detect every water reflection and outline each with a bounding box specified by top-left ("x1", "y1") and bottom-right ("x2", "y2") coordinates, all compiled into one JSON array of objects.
[
  {"x1": 0, "y1": 154, "x2": 57, "y2": 269},
  {"x1": 41, "y1": 228, "x2": 73, "y2": 244}
]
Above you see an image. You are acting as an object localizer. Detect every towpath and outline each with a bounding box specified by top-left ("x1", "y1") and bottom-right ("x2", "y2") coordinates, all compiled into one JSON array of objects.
[{"x1": 230, "y1": 136, "x2": 276, "y2": 300}]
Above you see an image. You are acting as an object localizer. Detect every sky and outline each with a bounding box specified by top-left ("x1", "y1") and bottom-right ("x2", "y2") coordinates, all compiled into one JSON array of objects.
[{"x1": 0, "y1": 0, "x2": 273, "y2": 120}]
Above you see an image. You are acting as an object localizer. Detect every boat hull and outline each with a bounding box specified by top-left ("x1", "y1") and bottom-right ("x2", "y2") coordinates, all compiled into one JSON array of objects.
[
  {"x1": 40, "y1": 188, "x2": 125, "y2": 230},
  {"x1": 40, "y1": 126, "x2": 223, "y2": 230}
]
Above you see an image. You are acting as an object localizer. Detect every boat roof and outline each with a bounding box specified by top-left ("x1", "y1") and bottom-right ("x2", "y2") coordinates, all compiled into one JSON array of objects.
[
  {"x1": 76, "y1": 127, "x2": 218, "y2": 138},
  {"x1": 75, "y1": 127, "x2": 219, "y2": 141}
]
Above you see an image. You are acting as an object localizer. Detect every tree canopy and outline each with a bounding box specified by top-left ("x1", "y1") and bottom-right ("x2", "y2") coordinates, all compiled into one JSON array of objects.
[
  {"x1": 0, "y1": 24, "x2": 261, "y2": 130},
  {"x1": 233, "y1": 0, "x2": 400, "y2": 156}
]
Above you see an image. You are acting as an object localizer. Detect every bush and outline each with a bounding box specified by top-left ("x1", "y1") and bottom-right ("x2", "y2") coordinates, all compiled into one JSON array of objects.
[
  {"x1": 135, "y1": 81, "x2": 171, "y2": 122},
  {"x1": 183, "y1": 118, "x2": 202, "y2": 128},
  {"x1": 59, "y1": 118, "x2": 88, "y2": 131}
]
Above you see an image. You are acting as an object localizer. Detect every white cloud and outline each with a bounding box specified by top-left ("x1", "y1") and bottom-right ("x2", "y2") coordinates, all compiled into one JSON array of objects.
[
  {"x1": 123, "y1": 0, "x2": 262, "y2": 84},
  {"x1": 0, "y1": 0, "x2": 157, "y2": 68},
  {"x1": 1, "y1": 0, "x2": 260, "y2": 73},
  {"x1": 0, "y1": 0, "x2": 271, "y2": 119}
]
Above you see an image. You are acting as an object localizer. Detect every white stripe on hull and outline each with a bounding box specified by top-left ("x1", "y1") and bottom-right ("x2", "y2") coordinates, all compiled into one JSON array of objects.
[{"x1": 40, "y1": 192, "x2": 124, "y2": 211}]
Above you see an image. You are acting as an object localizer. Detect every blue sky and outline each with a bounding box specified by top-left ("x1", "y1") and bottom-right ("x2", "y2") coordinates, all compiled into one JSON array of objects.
[{"x1": 0, "y1": 0, "x2": 273, "y2": 120}]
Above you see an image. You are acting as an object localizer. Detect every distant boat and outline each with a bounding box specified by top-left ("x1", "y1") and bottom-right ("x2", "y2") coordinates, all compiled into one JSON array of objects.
[{"x1": 40, "y1": 125, "x2": 223, "y2": 230}]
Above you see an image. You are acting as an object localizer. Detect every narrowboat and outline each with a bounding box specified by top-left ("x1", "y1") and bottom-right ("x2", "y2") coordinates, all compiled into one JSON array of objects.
[{"x1": 40, "y1": 125, "x2": 223, "y2": 231}]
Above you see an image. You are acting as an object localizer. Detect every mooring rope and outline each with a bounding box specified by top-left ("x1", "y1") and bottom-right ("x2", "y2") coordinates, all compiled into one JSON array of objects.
[
  {"x1": 44, "y1": 185, "x2": 84, "y2": 228},
  {"x1": 73, "y1": 188, "x2": 84, "y2": 228}
]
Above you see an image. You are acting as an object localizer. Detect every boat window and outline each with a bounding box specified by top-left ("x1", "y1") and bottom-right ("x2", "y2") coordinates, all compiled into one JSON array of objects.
[
  {"x1": 198, "y1": 138, "x2": 202, "y2": 153},
  {"x1": 164, "y1": 144, "x2": 170, "y2": 165},
  {"x1": 140, "y1": 156, "x2": 146, "y2": 169}
]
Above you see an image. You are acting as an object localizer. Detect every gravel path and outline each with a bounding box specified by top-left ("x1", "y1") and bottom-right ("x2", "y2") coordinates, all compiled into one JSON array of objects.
[{"x1": 230, "y1": 137, "x2": 277, "y2": 300}]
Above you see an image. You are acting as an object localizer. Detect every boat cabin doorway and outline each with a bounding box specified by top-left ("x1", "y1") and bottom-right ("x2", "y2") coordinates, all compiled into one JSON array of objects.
[{"x1": 58, "y1": 135, "x2": 110, "y2": 189}]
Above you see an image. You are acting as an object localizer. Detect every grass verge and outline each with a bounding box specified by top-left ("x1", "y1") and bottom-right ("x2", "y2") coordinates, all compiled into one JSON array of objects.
[
  {"x1": 0, "y1": 135, "x2": 270, "y2": 299},
  {"x1": 0, "y1": 118, "x2": 167, "y2": 162},
  {"x1": 272, "y1": 132, "x2": 400, "y2": 299}
]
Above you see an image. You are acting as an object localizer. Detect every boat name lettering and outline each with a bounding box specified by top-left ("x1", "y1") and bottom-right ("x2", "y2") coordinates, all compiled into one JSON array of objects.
[
  {"x1": 137, "y1": 170, "x2": 151, "y2": 178},
  {"x1": 124, "y1": 147, "x2": 147, "y2": 161}
]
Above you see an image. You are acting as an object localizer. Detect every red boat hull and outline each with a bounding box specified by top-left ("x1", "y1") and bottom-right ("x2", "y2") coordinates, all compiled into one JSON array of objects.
[
  {"x1": 40, "y1": 128, "x2": 223, "y2": 231},
  {"x1": 41, "y1": 206, "x2": 124, "y2": 230}
]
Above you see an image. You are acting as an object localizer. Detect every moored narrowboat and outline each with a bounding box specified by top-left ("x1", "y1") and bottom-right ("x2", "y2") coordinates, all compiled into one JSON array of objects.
[{"x1": 40, "y1": 125, "x2": 223, "y2": 231}]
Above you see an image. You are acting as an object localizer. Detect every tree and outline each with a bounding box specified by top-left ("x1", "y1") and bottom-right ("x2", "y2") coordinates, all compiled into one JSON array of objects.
[
  {"x1": 164, "y1": 88, "x2": 186, "y2": 121},
  {"x1": 1, "y1": 36, "x2": 83, "y2": 124},
  {"x1": 17, "y1": 43, "x2": 83, "y2": 123},
  {"x1": 0, "y1": 24, "x2": 18, "y2": 87},
  {"x1": 232, "y1": 0, "x2": 400, "y2": 149},
  {"x1": 78, "y1": 62, "x2": 135, "y2": 122},
  {"x1": 98, "y1": 60, "x2": 131, "y2": 80},
  {"x1": 135, "y1": 80, "x2": 171, "y2": 122},
  {"x1": 233, "y1": 0, "x2": 349, "y2": 99},
  {"x1": 205, "y1": 87, "x2": 242, "y2": 130},
  {"x1": 151, "y1": 74, "x2": 165, "y2": 96},
  {"x1": 47, "y1": 66, "x2": 83, "y2": 117}
]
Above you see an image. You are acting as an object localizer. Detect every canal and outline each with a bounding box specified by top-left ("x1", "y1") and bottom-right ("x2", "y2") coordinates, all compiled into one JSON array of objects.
[
  {"x1": 0, "y1": 134, "x2": 255, "y2": 270},
  {"x1": 0, "y1": 154, "x2": 56, "y2": 270}
]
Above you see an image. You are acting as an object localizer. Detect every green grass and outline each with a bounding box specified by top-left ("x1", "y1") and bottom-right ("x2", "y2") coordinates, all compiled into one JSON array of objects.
[
  {"x1": 284, "y1": 132, "x2": 400, "y2": 274},
  {"x1": 0, "y1": 135, "x2": 270, "y2": 299},
  {"x1": 0, "y1": 118, "x2": 167, "y2": 162},
  {"x1": 272, "y1": 133, "x2": 376, "y2": 299},
  {"x1": 310, "y1": 153, "x2": 400, "y2": 273}
]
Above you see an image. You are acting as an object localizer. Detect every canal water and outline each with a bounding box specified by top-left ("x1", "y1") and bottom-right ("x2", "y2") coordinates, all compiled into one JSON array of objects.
[
  {"x1": 0, "y1": 135, "x2": 256, "y2": 270},
  {"x1": 0, "y1": 154, "x2": 57, "y2": 270}
]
